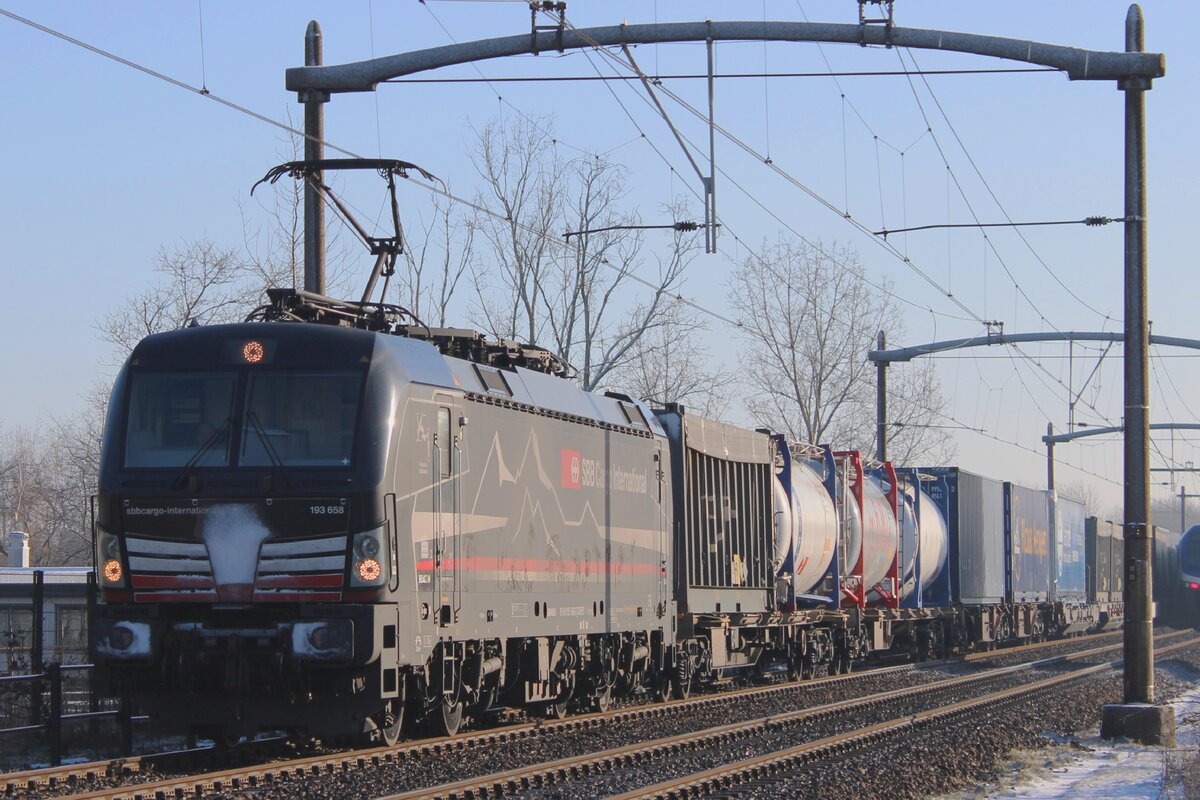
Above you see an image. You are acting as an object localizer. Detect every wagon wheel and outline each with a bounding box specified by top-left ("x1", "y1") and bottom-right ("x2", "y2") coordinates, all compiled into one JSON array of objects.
[
  {"x1": 429, "y1": 697, "x2": 464, "y2": 737},
  {"x1": 671, "y1": 652, "x2": 693, "y2": 700},
  {"x1": 545, "y1": 696, "x2": 570, "y2": 719},
  {"x1": 592, "y1": 683, "x2": 613, "y2": 712},
  {"x1": 587, "y1": 639, "x2": 617, "y2": 711}
]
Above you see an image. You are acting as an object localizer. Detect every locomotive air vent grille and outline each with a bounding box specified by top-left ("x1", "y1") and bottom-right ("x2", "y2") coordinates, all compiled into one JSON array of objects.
[
  {"x1": 125, "y1": 535, "x2": 218, "y2": 602},
  {"x1": 253, "y1": 534, "x2": 347, "y2": 601}
]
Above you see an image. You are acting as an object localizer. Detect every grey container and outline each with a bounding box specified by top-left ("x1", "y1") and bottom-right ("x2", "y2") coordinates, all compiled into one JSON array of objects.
[
  {"x1": 1005, "y1": 482, "x2": 1052, "y2": 602},
  {"x1": 1086, "y1": 517, "x2": 1113, "y2": 602},
  {"x1": 917, "y1": 467, "x2": 1006, "y2": 605},
  {"x1": 1055, "y1": 495, "x2": 1088, "y2": 600},
  {"x1": 1110, "y1": 523, "x2": 1125, "y2": 598},
  {"x1": 654, "y1": 407, "x2": 775, "y2": 616}
]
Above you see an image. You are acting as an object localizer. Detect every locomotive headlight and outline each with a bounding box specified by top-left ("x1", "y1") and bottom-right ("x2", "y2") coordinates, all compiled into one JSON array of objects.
[
  {"x1": 357, "y1": 535, "x2": 380, "y2": 559},
  {"x1": 93, "y1": 620, "x2": 152, "y2": 659},
  {"x1": 350, "y1": 526, "x2": 389, "y2": 587},
  {"x1": 355, "y1": 558, "x2": 382, "y2": 582},
  {"x1": 292, "y1": 620, "x2": 353, "y2": 661},
  {"x1": 96, "y1": 529, "x2": 125, "y2": 587}
]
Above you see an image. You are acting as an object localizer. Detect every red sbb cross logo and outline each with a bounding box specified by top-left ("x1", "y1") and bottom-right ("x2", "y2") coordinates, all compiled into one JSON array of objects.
[{"x1": 561, "y1": 449, "x2": 582, "y2": 490}]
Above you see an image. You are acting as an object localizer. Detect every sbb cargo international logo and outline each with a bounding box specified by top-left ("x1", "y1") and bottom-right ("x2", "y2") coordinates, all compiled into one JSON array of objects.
[{"x1": 561, "y1": 449, "x2": 582, "y2": 490}]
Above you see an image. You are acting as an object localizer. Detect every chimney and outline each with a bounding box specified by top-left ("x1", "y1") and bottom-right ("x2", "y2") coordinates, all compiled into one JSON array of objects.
[{"x1": 8, "y1": 531, "x2": 30, "y2": 568}]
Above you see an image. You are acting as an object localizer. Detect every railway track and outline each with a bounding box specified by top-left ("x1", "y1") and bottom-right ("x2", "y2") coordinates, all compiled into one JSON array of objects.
[
  {"x1": 376, "y1": 633, "x2": 1200, "y2": 800},
  {"x1": 2, "y1": 628, "x2": 1179, "y2": 800},
  {"x1": 616, "y1": 633, "x2": 1200, "y2": 800}
]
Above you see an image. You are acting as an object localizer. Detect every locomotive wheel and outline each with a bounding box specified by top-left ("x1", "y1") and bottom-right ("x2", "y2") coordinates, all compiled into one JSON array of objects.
[{"x1": 377, "y1": 698, "x2": 404, "y2": 747}]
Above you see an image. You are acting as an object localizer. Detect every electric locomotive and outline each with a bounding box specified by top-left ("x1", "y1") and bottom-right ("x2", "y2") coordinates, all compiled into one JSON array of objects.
[{"x1": 91, "y1": 293, "x2": 672, "y2": 742}]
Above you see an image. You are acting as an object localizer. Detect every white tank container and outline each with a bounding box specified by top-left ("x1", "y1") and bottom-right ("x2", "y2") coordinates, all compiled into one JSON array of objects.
[
  {"x1": 772, "y1": 474, "x2": 792, "y2": 575},
  {"x1": 861, "y1": 478, "x2": 899, "y2": 590},
  {"x1": 790, "y1": 460, "x2": 839, "y2": 595},
  {"x1": 838, "y1": 480, "x2": 863, "y2": 578},
  {"x1": 897, "y1": 485, "x2": 949, "y2": 600}
]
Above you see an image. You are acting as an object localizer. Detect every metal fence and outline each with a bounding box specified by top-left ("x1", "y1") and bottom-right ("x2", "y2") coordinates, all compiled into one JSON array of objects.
[
  {"x1": 0, "y1": 663, "x2": 132, "y2": 765},
  {"x1": 0, "y1": 569, "x2": 138, "y2": 765}
]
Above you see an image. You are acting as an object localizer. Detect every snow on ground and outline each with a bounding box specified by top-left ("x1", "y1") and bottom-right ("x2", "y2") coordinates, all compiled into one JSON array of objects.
[{"x1": 940, "y1": 663, "x2": 1200, "y2": 800}]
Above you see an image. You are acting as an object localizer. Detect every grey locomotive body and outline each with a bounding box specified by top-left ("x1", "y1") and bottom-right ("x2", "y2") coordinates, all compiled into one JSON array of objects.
[{"x1": 92, "y1": 322, "x2": 671, "y2": 740}]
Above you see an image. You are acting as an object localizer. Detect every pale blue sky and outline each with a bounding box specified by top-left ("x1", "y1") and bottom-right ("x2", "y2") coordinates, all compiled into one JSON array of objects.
[{"x1": 1, "y1": 1, "x2": 1196, "y2": 513}]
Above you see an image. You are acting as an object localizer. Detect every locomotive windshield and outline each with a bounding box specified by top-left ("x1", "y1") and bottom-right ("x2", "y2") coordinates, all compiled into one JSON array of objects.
[
  {"x1": 240, "y1": 371, "x2": 361, "y2": 467},
  {"x1": 123, "y1": 369, "x2": 363, "y2": 469},
  {"x1": 125, "y1": 372, "x2": 237, "y2": 467},
  {"x1": 1183, "y1": 535, "x2": 1200, "y2": 575}
]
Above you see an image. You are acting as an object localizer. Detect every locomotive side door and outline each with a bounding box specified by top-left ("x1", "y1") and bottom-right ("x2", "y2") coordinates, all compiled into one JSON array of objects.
[{"x1": 432, "y1": 395, "x2": 461, "y2": 632}]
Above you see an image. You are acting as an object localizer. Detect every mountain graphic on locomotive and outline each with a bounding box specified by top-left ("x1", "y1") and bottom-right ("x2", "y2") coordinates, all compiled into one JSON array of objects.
[{"x1": 90, "y1": 161, "x2": 1194, "y2": 744}]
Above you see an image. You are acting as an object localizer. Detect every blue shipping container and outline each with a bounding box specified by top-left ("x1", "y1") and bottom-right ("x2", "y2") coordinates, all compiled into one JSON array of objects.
[
  {"x1": 919, "y1": 467, "x2": 1005, "y2": 605},
  {"x1": 1005, "y1": 482, "x2": 1052, "y2": 602},
  {"x1": 1054, "y1": 495, "x2": 1087, "y2": 600}
]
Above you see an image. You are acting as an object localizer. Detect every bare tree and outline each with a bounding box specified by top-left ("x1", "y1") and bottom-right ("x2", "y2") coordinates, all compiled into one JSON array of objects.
[
  {"x1": 611, "y1": 300, "x2": 732, "y2": 417},
  {"x1": 886, "y1": 361, "x2": 957, "y2": 464},
  {"x1": 395, "y1": 194, "x2": 473, "y2": 327},
  {"x1": 470, "y1": 117, "x2": 562, "y2": 345},
  {"x1": 240, "y1": 117, "x2": 355, "y2": 302},
  {"x1": 729, "y1": 236, "x2": 951, "y2": 461},
  {"x1": 0, "y1": 420, "x2": 97, "y2": 567},
  {"x1": 97, "y1": 238, "x2": 250, "y2": 358},
  {"x1": 471, "y1": 117, "x2": 700, "y2": 390},
  {"x1": 1058, "y1": 479, "x2": 1105, "y2": 517}
]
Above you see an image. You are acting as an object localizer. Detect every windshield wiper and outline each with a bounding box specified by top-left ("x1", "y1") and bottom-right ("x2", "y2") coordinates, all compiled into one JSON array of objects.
[
  {"x1": 246, "y1": 410, "x2": 294, "y2": 490},
  {"x1": 170, "y1": 416, "x2": 232, "y2": 490}
]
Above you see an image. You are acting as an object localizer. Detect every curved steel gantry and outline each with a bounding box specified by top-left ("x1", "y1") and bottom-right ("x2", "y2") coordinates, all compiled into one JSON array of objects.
[
  {"x1": 1044, "y1": 422, "x2": 1200, "y2": 444},
  {"x1": 284, "y1": 21, "x2": 1164, "y2": 93},
  {"x1": 870, "y1": 330, "x2": 1200, "y2": 463},
  {"x1": 869, "y1": 331, "x2": 1200, "y2": 364}
]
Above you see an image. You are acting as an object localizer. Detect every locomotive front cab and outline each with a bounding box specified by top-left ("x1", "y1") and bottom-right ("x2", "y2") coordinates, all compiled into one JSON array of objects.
[
  {"x1": 92, "y1": 322, "x2": 412, "y2": 740},
  {"x1": 1181, "y1": 526, "x2": 1200, "y2": 603}
]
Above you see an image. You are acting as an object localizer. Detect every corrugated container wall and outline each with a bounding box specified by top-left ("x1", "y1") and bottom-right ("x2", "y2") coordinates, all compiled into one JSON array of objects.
[
  {"x1": 655, "y1": 408, "x2": 775, "y2": 616},
  {"x1": 1110, "y1": 521, "x2": 1125, "y2": 598},
  {"x1": 1055, "y1": 495, "x2": 1088, "y2": 600},
  {"x1": 1086, "y1": 517, "x2": 1113, "y2": 602},
  {"x1": 1005, "y1": 483, "x2": 1052, "y2": 602},
  {"x1": 917, "y1": 467, "x2": 1005, "y2": 605}
]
